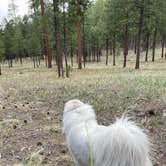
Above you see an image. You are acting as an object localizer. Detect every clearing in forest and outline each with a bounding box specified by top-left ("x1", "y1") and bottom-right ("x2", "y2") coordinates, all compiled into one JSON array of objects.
[{"x1": 0, "y1": 55, "x2": 166, "y2": 166}]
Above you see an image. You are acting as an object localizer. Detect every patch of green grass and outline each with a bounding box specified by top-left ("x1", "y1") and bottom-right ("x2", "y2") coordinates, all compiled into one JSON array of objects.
[{"x1": 44, "y1": 125, "x2": 61, "y2": 133}]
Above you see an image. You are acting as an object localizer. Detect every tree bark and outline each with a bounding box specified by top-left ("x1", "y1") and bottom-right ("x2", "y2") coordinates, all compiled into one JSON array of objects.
[
  {"x1": 82, "y1": 17, "x2": 86, "y2": 68},
  {"x1": 145, "y1": 33, "x2": 150, "y2": 62},
  {"x1": 113, "y1": 34, "x2": 116, "y2": 66},
  {"x1": 161, "y1": 37, "x2": 164, "y2": 58},
  {"x1": 89, "y1": 47, "x2": 91, "y2": 62},
  {"x1": 134, "y1": 36, "x2": 137, "y2": 54},
  {"x1": 19, "y1": 56, "x2": 23, "y2": 65},
  {"x1": 110, "y1": 42, "x2": 112, "y2": 55},
  {"x1": 70, "y1": 38, "x2": 73, "y2": 67},
  {"x1": 152, "y1": 24, "x2": 157, "y2": 62},
  {"x1": 106, "y1": 38, "x2": 109, "y2": 65},
  {"x1": 33, "y1": 57, "x2": 36, "y2": 68},
  {"x1": 77, "y1": 9, "x2": 82, "y2": 69},
  {"x1": 10, "y1": 58, "x2": 13, "y2": 68},
  {"x1": 40, "y1": 0, "x2": 52, "y2": 68},
  {"x1": 63, "y1": 0, "x2": 69, "y2": 77},
  {"x1": 135, "y1": 1, "x2": 144, "y2": 69},
  {"x1": 53, "y1": 0, "x2": 63, "y2": 77},
  {"x1": 123, "y1": 23, "x2": 128, "y2": 68}
]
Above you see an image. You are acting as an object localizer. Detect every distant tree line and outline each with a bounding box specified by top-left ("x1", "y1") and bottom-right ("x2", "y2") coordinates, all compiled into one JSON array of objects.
[{"x1": 0, "y1": 0, "x2": 165, "y2": 76}]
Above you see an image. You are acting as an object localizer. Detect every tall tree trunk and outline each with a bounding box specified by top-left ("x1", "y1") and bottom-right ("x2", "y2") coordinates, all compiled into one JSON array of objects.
[
  {"x1": 123, "y1": 23, "x2": 128, "y2": 68},
  {"x1": 113, "y1": 34, "x2": 116, "y2": 66},
  {"x1": 0, "y1": 65, "x2": 1, "y2": 75},
  {"x1": 70, "y1": 38, "x2": 73, "y2": 67},
  {"x1": 135, "y1": 1, "x2": 144, "y2": 69},
  {"x1": 38, "y1": 55, "x2": 41, "y2": 66},
  {"x1": 82, "y1": 17, "x2": 86, "y2": 68},
  {"x1": 110, "y1": 42, "x2": 112, "y2": 55},
  {"x1": 161, "y1": 37, "x2": 164, "y2": 58},
  {"x1": 10, "y1": 58, "x2": 13, "y2": 68},
  {"x1": 77, "y1": 9, "x2": 82, "y2": 69},
  {"x1": 70, "y1": 38, "x2": 74, "y2": 67},
  {"x1": 7, "y1": 57, "x2": 10, "y2": 68},
  {"x1": 19, "y1": 56, "x2": 23, "y2": 65},
  {"x1": 152, "y1": 24, "x2": 157, "y2": 62},
  {"x1": 145, "y1": 33, "x2": 150, "y2": 62},
  {"x1": 33, "y1": 57, "x2": 36, "y2": 68},
  {"x1": 36, "y1": 56, "x2": 39, "y2": 67},
  {"x1": 134, "y1": 36, "x2": 137, "y2": 54},
  {"x1": 53, "y1": 0, "x2": 63, "y2": 77},
  {"x1": 40, "y1": 0, "x2": 52, "y2": 68},
  {"x1": 63, "y1": 0, "x2": 69, "y2": 77},
  {"x1": 106, "y1": 38, "x2": 109, "y2": 65},
  {"x1": 89, "y1": 47, "x2": 91, "y2": 62},
  {"x1": 97, "y1": 40, "x2": 100, "y2": 62}
]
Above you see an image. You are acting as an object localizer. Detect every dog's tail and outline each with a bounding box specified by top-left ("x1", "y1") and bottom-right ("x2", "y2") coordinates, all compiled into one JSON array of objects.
[{"x1": 93, "y1": 117, "x2": 153, "y2": 166}]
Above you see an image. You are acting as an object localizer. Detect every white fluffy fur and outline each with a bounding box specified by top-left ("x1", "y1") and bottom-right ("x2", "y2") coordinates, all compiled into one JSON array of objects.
[{"x1": 63, "y1": 99, "x2": 153, "y2": 166}]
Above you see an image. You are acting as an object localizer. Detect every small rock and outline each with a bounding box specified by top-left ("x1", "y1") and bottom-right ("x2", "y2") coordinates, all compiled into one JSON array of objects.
[
  {"x1": 16, "y1": 155, "x2": 22, "y2": 160},
  {"x1": 13, "y1": 125, "x2": 17, "y2": 129},
  {"x1": 37, "y1": 142, "x2": 43, "y2": 146},
  {"x1": 61, "y1": 149, "x2": 66, "y2": 154},
  {"x1": 39, "y1": 151, "x2": 44, "y2": 155},
  {"x1": 24, "y1": 120, "x2": 27, "y2": 124}
]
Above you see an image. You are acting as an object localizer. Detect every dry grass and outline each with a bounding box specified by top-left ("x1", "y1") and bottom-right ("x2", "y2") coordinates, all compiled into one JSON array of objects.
[{"x1": 0, "y1": 49, "x2": 166, "y2": 165}]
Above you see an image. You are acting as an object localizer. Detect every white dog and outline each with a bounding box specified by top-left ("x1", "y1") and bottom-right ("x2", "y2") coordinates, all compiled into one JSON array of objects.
[{"x1": 63, "y1": 99, "x2": 153, "y2": 166}]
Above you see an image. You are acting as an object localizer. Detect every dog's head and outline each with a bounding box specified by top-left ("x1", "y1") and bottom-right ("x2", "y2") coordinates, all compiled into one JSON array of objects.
[
  {"x1": 64, "y1": 99, "x2": 84, "y2": 113},
  {"x1": 63, "y1": 99, "x2": 97, "y2": 136}
]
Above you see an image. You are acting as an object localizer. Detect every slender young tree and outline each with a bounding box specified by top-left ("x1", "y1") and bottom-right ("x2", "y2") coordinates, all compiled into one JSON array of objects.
[
  {"x1": 105, "y1": 38, "x2": 109, "y2": 65},
  {"x1": 63, "y1": 0, "x2": 69, "y2": 77},
  {"x1": 0, "y1": 31, "x2": 5, "y2": 75},
  {"x1": 40, "y1": 0, "x2": 52, "y2": 68},
  {"x1": 123, "y1": 22, "x2": 128, "y2": 68},
  {"x1": 82, "y1": 16, "x2": 86, "y2": 68},
  {"x1": 53, "y1": 0, "x2": 63, "y2": 77},
  {"x1": 145, "y1": 33, "x2": 150, "y2": 62},
  {"x1": 152, "y1": 23, "x2": 157, "y2": 62},
  {"x1": 135, "y1": 0, "x2": 144, "y2": 69},
  {"x1": 77, "y1": 7, "x2": 82, "y2": 69},
  {"x1": 112, "y1": 34, "x2": 116, "y2": 66},
  {"x1": 161, "y1": 37, "x2": 164, "y2": 58},
  {"x1": 69, "y1": 0, "x2": 90, "y2": 69}
]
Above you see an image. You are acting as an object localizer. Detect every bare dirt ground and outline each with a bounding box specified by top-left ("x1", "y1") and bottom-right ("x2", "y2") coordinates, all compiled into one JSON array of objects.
[{"x1": 0, "y1": 53, "x2": 166, "y2": 166}]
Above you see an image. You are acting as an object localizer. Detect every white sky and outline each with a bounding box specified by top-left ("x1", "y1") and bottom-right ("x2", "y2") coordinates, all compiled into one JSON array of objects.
[{"x1": 0, "y1": 0, "x2": 29, "y2": 21}]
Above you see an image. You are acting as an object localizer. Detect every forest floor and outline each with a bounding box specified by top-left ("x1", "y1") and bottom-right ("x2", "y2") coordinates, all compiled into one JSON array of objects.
[{"x1": 0, "y1": 51, "x2": 166, "y2": 166}]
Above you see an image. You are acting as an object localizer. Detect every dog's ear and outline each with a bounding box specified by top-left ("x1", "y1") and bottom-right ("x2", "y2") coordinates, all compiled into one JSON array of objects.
[{"x1": 64, "y1": 99, "x2": 84, "y2": 113}]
